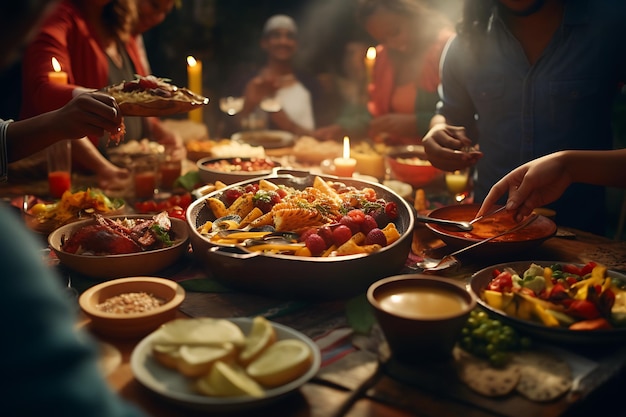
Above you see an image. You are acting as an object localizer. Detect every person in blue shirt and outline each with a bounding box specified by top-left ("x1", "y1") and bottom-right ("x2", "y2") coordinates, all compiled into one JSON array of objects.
[{"x1": 422, "y1": 0, "x2": 626, "y2": 235}]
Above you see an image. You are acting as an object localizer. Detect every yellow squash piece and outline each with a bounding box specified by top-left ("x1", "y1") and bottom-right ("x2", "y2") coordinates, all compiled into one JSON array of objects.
[
  {"x1": 206, "y1": 197, "x2": 228, "y2": 218},
  {"x1": 227, "y1": 194, "x2": 255, "y2": 219},
  {"x1": 532, "y1": 303, "x2": 560, "y2": 327}
]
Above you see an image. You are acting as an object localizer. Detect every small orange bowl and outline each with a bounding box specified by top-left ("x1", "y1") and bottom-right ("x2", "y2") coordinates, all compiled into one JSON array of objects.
[
  {"x1": 79, "y1": 277, "x2": 185, "y2": 339},
  {"x1": 386, "y1": 145, "x2": 442, "y2": 188}
]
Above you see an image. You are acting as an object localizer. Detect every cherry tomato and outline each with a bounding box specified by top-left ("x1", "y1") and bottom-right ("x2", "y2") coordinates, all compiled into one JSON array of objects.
[
  {"x1": 167, "y1": 207, "x2": 185, "y2": 220},
  {"x1": 384, "y1": 202, "x2": 398, "y2": 219}
]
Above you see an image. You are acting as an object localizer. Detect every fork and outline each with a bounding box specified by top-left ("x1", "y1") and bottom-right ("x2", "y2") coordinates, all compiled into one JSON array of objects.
[{"x1": 418, "y1": 213, "x2": 539, "y2": 273}]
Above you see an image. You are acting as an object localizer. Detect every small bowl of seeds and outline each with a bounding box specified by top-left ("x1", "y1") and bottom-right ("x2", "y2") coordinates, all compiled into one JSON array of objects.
[{"x1": 79, "y1": 276, "x2": 185, "y2": 339}]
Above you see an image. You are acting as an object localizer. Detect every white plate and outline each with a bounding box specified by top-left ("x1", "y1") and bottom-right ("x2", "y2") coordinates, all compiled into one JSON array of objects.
[
  {"x1": 130, "y1": 317, "x2": 321, "y2": 412},
  {"x1": 232, "y1": 130, "x2": 295, "y2": 149}
]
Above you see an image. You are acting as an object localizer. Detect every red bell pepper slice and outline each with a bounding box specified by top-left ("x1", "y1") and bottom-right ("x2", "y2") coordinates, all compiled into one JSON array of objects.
[
  {"x1": 563, "y1": 264, "x2": 583, "y2": 276},
  {"x1": 567, "y1": 299, "x2": 601, "y2": 320},
  {"x1": 569, "y1": 317, "x2": 612, "y2": 331},
  {"x1": 580, "y1": 261, "x2": 598, "y2": 276},
  {"x1": 487, "y1": 271, "x2": 513, "y2": 293}
]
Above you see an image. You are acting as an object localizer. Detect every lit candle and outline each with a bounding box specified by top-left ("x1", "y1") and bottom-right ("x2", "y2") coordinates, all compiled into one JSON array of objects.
[
  {"x1": 365, "y1": 47, "x2": 376, "y2": 85},
  {"x1": 334, "y1": 136, "x2": 357, "y2": 177},
  {"x1": 187, "y1": 55, "x2": 203, "y2": 123},
  {"x1": 48, "y1": 57, "x2": 68, "y2": 84}
]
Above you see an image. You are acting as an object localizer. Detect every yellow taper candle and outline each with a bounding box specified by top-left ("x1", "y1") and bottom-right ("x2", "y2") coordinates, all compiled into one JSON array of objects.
[
  {"x1": 365, "y1": 47, "x2": 376, "y2": 85},
  {"x1": 187, "y1": 55, "x2": 203, "y2": 123}
]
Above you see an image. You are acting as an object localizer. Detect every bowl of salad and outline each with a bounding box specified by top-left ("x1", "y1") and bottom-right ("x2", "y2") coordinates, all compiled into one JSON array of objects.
[
  {"x1": 469, "y1": 260, "x2": 626, "y2": 344},
  {"x1": 22, "y1": 188, "x2": 125, "y2": 234}
]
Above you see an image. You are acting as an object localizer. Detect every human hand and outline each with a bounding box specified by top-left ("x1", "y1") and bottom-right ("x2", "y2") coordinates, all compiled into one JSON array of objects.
[
  {"x1": 477, "y1": 152, "x2": 572, "y2": 221},
  {"x1": 421, "y1": 122, "x2": 481, "y2": 171},
  {"x1": 243, "y1": 75, "x2": 279, "y2": 110},
  {"x1": 312, "y1": 124, "x2": 344, "y2": 141},
  {"x1": 150, "y1": 120, "x2": 186, "y2": 161},
  {"x1": 369, "y1": 113, "x2": 417, "y2": 138},
  {"x1": 54, "y1": 92, "x2": 122, "y2": 140},
  {"x1": 96, "y1": 164, "x2": 131, "y2": 192}
]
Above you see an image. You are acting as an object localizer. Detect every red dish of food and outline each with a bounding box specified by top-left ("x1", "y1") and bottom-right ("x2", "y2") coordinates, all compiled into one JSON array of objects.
[{"x1": 425, "y1": 204, "x2": 556, "y2": 258}]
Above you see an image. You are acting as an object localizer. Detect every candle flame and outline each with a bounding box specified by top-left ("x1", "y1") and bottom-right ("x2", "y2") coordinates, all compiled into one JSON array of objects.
[
  {"x1": 343, "y1": 136, "x2": 350, "y2": 159},
  {"x1": 366, "y1": 47, "x2": 376, "y2": 61},
  {"x1": 187, "y1": 55, "x2": 197, "y2": 67},
  {"x1": 51, "y1": 57, "x2": 61, "y2": 72}
]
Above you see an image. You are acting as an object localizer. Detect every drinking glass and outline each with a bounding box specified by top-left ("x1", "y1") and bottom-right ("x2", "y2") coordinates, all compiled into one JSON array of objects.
[
  {"x1": 219, "y1": 96, "x2": 244, "y2": 115},
  {"x1": 259, "y1": 96, "x2": 281, "y2": 112},
  {"x1": 445, "y1": 168, "x2": 470, "y2": 204},
  {"x1": 47, "y1": 140, "x2": 72, "y2": 198}
]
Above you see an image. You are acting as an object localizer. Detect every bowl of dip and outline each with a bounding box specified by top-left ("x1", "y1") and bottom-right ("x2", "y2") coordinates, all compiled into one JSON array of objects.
[{"x1": 367, "y1": 275, "x2": 475, "y2": 364}]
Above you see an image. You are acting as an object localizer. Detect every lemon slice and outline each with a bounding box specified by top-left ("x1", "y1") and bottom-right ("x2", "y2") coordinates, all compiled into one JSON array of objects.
[
  {"x1": 196, "y1": 360, "x2": 265, "y2": 398},
  {"x1": 239, "y1": 316, "x2": 276, "y2": 366},
  {"x1": 152, "y1": 344, "x2": 181, "y2": 370},
  {"x1": 152, "y1": 318, "x2": 245, "y2": 347},
  {"x1": 176, "y1": 343, "x2": 236, "y2": 377},
  {"x1": 246, "y1": 339, "x2": 313, "y2": 387}
]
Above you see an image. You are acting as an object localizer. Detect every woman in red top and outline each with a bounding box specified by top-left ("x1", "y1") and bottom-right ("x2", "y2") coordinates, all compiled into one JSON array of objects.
[
  {"x1": 315, "y1": 0, "x2": 454, "y2": 146},
  {"x1": 20, "y1": 0, "x2": 180, "y2": 190}
]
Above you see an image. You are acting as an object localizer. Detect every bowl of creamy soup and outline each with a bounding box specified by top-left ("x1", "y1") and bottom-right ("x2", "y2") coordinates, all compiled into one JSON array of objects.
[{"x1": 367, "y1": 275, "x2": 475, "y2": 363}]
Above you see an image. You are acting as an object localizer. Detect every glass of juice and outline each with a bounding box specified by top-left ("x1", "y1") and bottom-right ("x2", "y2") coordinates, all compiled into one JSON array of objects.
[
  {"x1": 47, "y1": 140, "x2": 72, "y2": 198},
  {"x1": 158, "y1": 150, "x2": 182, "y2": 192},
  {"x1": 133, "y1": 155, "x2": 158, "y2": 200},
  {"x1": 445, "y1": 168, "x2": 470, "y2": 204}
]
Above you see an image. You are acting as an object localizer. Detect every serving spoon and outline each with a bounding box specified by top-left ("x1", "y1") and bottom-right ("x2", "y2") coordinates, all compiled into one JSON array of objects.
[
  {"x1": 410, "y1": 212, "x2": 539, "y2": 273},
  {"x1": 414, "y1": 206, "x2": 506, "y2": 232}
]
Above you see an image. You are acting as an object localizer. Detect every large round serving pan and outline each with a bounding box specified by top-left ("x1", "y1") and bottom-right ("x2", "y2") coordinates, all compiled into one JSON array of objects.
[{"x1": 186, "y1": 171, "x2": 415, "y2": 300}]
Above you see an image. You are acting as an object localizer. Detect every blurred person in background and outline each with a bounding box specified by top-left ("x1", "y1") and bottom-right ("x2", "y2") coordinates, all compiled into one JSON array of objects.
[
  {"x1": 421, "y1": 0, "x2": 626, "y2": 235},
  {"x1": 19, "y1": 0, "x2": 182, "y2": 190},
  {"x1": 133, "y1": 0, "x2": 176, "y2": 75},
  {"x1": 314, "y1": 0, "x2": 454, "y2": 145},
  {"x1": 0, "y1": 1, "x2": 148, "y2": 416},
  {"x1": 225, "y1": 14, "x2": 324, "y2": 137}
]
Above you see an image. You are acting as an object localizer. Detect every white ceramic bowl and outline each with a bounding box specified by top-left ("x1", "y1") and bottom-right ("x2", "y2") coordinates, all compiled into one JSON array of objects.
[{"x1": 196, "y1": 156, "x2": 280, "y2": 185}]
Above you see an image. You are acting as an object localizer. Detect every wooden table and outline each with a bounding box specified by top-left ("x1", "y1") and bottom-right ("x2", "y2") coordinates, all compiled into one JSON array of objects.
[
  {"x1": 3, "y1": 168, "x2": 625, "y2": 417},
  {"x1": 80, "y1": 226, "x2": 626, "y2": 417}
]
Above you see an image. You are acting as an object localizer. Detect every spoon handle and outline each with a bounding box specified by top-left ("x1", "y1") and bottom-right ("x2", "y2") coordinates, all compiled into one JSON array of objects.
[
  {"x1": 469, "y1": 205, "x2": 506, "y2": 225},
  {"x1": 448, "y1": 213, "x2": 539, "y2": 259},
  {"x1": 414, "y1": 213, "x2": 471, "y2": 231}
]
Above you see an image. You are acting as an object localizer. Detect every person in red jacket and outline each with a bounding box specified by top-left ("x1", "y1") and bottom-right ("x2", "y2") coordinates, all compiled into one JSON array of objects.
[
  {"x1": 314, "y1": 0, "x2": 454, "y2": 145},
  {"x1": 20, "y1": 0, "x2": 181, "y2": 190}
]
